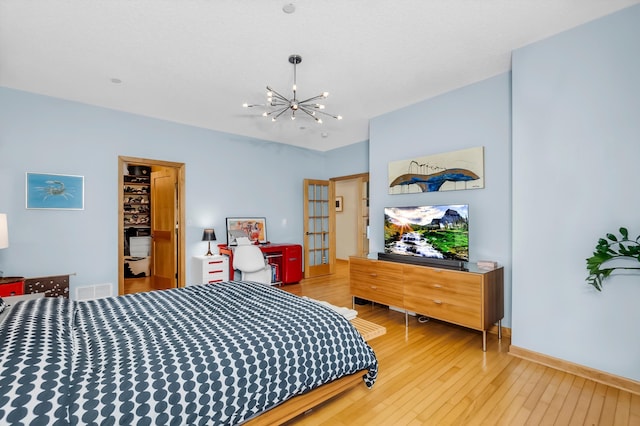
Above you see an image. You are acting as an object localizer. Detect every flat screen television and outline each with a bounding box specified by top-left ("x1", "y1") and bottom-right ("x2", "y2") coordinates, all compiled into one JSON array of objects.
[{"x1": 384, "y1": 204, "x2": 469, "y2": 262}]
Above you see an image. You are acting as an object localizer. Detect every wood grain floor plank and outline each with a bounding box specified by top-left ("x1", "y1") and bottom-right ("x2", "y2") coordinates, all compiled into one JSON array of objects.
[
  {"x1": 498, "y1": 363, "x2": 547, "y2": 425},
  {"x1": 567, "y1": 378, "x2": 597, "y2": 426},
  {"x1": 553, "y1": 375, "x2": 585, "y2": 425},
  {"x1": 582, "y1": 382, "x2": 609, "y2": 425},
  {"x1": 600, "y1": 386, "x2": 621, "y2": 425},
  {"x1": 614, "y1": 390, "x2": 631, "y2": 425}
]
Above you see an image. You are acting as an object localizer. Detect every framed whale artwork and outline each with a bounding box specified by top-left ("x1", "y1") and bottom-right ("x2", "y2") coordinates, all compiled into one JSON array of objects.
[{"x1": 388, "y1": 146, "x2": 484, "y2": 194}]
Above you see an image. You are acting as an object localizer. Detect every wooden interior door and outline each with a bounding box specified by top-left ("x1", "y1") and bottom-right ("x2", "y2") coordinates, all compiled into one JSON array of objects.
[
  {"x1": 303, "y1": 179, "x2": 335, "y2": 278},
  {"x1": 151, "y1": 168, "x2": 178, "y2": 290},
  {"x1": 358, "y1": 176, "x2": 370, "y2": 257}
]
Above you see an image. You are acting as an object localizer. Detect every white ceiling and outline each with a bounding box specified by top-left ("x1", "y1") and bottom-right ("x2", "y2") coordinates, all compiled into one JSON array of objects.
[{"x1": 1, "y1": 1, "x2": 638, "y2": 151}]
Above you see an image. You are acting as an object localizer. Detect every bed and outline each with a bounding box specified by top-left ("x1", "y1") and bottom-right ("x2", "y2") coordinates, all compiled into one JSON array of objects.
[{"x1": 0, "y1": 281, "x2": 378, "y2": 425}]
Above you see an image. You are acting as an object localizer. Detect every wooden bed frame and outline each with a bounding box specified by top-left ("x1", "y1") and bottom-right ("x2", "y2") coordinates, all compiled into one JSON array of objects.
[{"x1": 243, "y1": 369, "x2": 368, "y2": 425}]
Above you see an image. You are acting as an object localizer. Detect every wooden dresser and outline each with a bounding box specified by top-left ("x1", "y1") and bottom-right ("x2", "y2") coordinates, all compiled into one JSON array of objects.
[{"x1": 349, "y1": 256, "x2": 504, "y2": 351}]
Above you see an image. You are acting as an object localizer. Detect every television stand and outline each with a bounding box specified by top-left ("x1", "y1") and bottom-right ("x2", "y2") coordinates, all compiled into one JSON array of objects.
[{"x1": 350, "y1": 256, "x2": 504, "y2": 351}]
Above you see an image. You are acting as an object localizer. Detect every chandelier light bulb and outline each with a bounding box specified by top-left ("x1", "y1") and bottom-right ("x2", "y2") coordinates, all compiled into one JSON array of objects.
[
  {"x1": 317, "y1": 118, "x2": 323, "y2": 124},
  {"x1": 242, "y1": 103, "x2": 248, "y2": 108},
  {"x1": 318, "y1": 104, "x2": 325, "y2": 110},
  {"x1": 262, "y1": 112, "x2": 268, "y2": 117},
  {"x1": 337, "y1": 115, "x2": 343, "y2": 120},
  {"x1": 322, "y1": 92, "x2": 329, "y2": 98}
]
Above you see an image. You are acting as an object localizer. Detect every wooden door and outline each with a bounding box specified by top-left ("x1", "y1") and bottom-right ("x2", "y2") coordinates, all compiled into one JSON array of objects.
[
  {"x1": 358, "y1": 176, "x2": 370, "y2": 257},
  {"x1": 303, "y1": 179, "x2": 335, "y2": 278},
  {"x1": 151, "y1": 168, "x2": 178, "y2": 290}
]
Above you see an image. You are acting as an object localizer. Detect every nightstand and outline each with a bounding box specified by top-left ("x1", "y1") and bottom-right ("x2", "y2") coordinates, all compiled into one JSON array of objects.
[
  {"x1": 0, "y1": 277, "x2": 25, "y2": 297},
  {"x1": 192, "y1": 255, "x2": 229, "y2": 285}
]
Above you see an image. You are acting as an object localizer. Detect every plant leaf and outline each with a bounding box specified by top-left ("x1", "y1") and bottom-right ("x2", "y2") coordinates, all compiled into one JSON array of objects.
[{"x1": 620, "y1": 227, "x2": 629, "y2": 239}]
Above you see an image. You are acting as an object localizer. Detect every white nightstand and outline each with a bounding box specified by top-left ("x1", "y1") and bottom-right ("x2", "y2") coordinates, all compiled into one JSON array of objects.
[{"x1": 192, "y1": 255, "x2": 229, "y2": 285}]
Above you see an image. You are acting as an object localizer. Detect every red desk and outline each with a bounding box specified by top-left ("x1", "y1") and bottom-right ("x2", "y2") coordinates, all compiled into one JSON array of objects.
[{"x1": 218, "y1": 243, "x2": 303, "y2": 284}]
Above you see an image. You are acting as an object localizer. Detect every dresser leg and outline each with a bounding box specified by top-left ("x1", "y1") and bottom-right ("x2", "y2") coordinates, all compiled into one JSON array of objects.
[
  {"x1": 482, "y1": 331, "x2": 487, "y2": 352},
  {"x1": 405, "y1": 311, "x2": 408, "y2": 328},
  {"x1": 498, "y1": 320, "x2": 502, "y2": 340}
]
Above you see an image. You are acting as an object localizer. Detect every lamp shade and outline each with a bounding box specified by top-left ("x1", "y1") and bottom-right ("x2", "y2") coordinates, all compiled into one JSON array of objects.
[
  {"x1": 202, "y1": 228, "x2": 216, "y2": 242},
  {"x1": 0, "y1": 214, "x2": 8, "y2": 249}
]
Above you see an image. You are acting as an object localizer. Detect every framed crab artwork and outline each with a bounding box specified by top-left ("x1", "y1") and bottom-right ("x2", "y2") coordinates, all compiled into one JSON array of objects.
[{"x1": 26, "y1": 172, "x2": 84, "y2": 210}]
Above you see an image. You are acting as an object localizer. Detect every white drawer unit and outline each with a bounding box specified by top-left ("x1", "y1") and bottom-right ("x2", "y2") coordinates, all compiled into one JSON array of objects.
[{"x1": 192, "y1": 255, "x2": 229, "y2": 285}]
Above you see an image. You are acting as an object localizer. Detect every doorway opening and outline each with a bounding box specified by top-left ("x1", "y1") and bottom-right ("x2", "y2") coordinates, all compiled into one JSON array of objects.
[
  {"x1": 118, "y1": 156, "x2": 186, "y2": 295},
  {"x1": 302, "y1": 173, "x2": 369, "y2": 279},
  {"x1": 333, "y1": 173, "x2": 369, "y2": 260}
]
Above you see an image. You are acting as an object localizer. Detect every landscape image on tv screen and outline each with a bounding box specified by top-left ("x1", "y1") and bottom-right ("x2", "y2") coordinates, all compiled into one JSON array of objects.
[{"x1": 384, "y1": 204, "x2": 469, "y2": 261}]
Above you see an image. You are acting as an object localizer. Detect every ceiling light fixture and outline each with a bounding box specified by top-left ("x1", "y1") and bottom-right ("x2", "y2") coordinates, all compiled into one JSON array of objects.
[{"x1": 243, "y1": 54, "x2": 342, "y2": 124}]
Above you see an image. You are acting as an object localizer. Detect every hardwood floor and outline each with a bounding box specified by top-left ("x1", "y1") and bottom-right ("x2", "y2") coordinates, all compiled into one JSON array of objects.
[{"x1": 282, "y1": 260, "x2": 640, "y2": 425}]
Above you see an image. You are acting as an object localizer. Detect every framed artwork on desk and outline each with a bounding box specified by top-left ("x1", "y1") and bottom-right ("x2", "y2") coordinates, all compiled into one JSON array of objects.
[{"x1": 226, "y1": 217, "x2": 267, "y2": 245}]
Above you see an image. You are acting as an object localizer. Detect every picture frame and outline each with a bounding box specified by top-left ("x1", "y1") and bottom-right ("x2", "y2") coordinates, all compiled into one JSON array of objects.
[
  {"x1": 388, "y1": 146, "x2": 485, "y2": 194},
  {"x1": 26, "y1": 172, "x2": 84, "y2": 210},
  {"x1": 335, "y1": 196, "x2": 343, "y2": 212},
  {"x1": 226, "y1": 217, "x2": 267, "y2": 245}
]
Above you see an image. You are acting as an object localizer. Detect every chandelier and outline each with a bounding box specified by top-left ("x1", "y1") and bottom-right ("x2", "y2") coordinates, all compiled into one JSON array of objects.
[{"x1": 243, "y1": 54, "x2": 342, "y2": 123}]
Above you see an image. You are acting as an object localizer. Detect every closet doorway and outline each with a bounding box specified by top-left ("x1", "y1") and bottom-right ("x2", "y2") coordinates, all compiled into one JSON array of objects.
[{"x1": 118, "y1": 156, "x2": 186, "y2": 295}]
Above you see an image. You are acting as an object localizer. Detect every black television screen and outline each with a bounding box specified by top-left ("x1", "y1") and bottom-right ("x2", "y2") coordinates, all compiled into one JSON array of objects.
[{"x1": 384, "y1": 204, "x2": 469, "y2": 261}]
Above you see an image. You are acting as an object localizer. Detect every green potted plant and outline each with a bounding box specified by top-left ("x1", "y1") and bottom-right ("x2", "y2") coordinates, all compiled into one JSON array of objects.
[{"x1": 586, "y1": 227, "x2": 640, "y2": 291}]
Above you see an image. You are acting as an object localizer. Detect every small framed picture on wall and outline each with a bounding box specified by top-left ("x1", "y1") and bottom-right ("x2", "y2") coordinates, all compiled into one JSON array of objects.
[
  {"x1": 26, "y1": 172, "x2": 84, "y2": 210},
  {"x1": 335, "y1": 196, "x2": 343, "y2": 212}
]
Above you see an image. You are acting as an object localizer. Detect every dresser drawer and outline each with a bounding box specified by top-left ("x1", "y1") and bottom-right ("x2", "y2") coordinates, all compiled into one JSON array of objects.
[
  {"x1": 0, "y1": 280, "x2": 24, "y2": 297},
  {"x1": 202, "y1": 271, "x2": 226, "y2": 284},
  {"x1": 350, "y1": 258, "x2": 403, "y2": 307},
  {"x1": 350, "y1": 279, "x2": 404, "y2": 307},
  {"x1": 202, "y1": 258, "x2": 227, "y2": 272},
  {"x1": 404, "y1": 265, "x2": 482, "y2": 329}
]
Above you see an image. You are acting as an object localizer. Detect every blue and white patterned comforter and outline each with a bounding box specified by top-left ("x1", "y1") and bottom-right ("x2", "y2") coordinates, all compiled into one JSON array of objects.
[{"x1": 0, "y1": 281, "x2": 378, "y2": 425}]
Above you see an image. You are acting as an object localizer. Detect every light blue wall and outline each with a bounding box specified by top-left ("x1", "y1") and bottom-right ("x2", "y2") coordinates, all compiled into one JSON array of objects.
[
  {"x1": 369, "y1": 73, "x2": 513, "y2": 327},
  {"x1": 0, "y1": 88, "x2": 344, "y2": 291},
  {"x1": 511, "y1": 5, "x2": 640, "y2": 381},
  {"x1": 323, "y1": 140, "x2": 369, "y2": 177}
]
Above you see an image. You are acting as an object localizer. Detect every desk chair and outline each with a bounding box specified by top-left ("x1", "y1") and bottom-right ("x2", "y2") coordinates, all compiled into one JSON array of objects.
[{"x1": 232, "y1": 237, "x2": 272, "y2": 284}]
